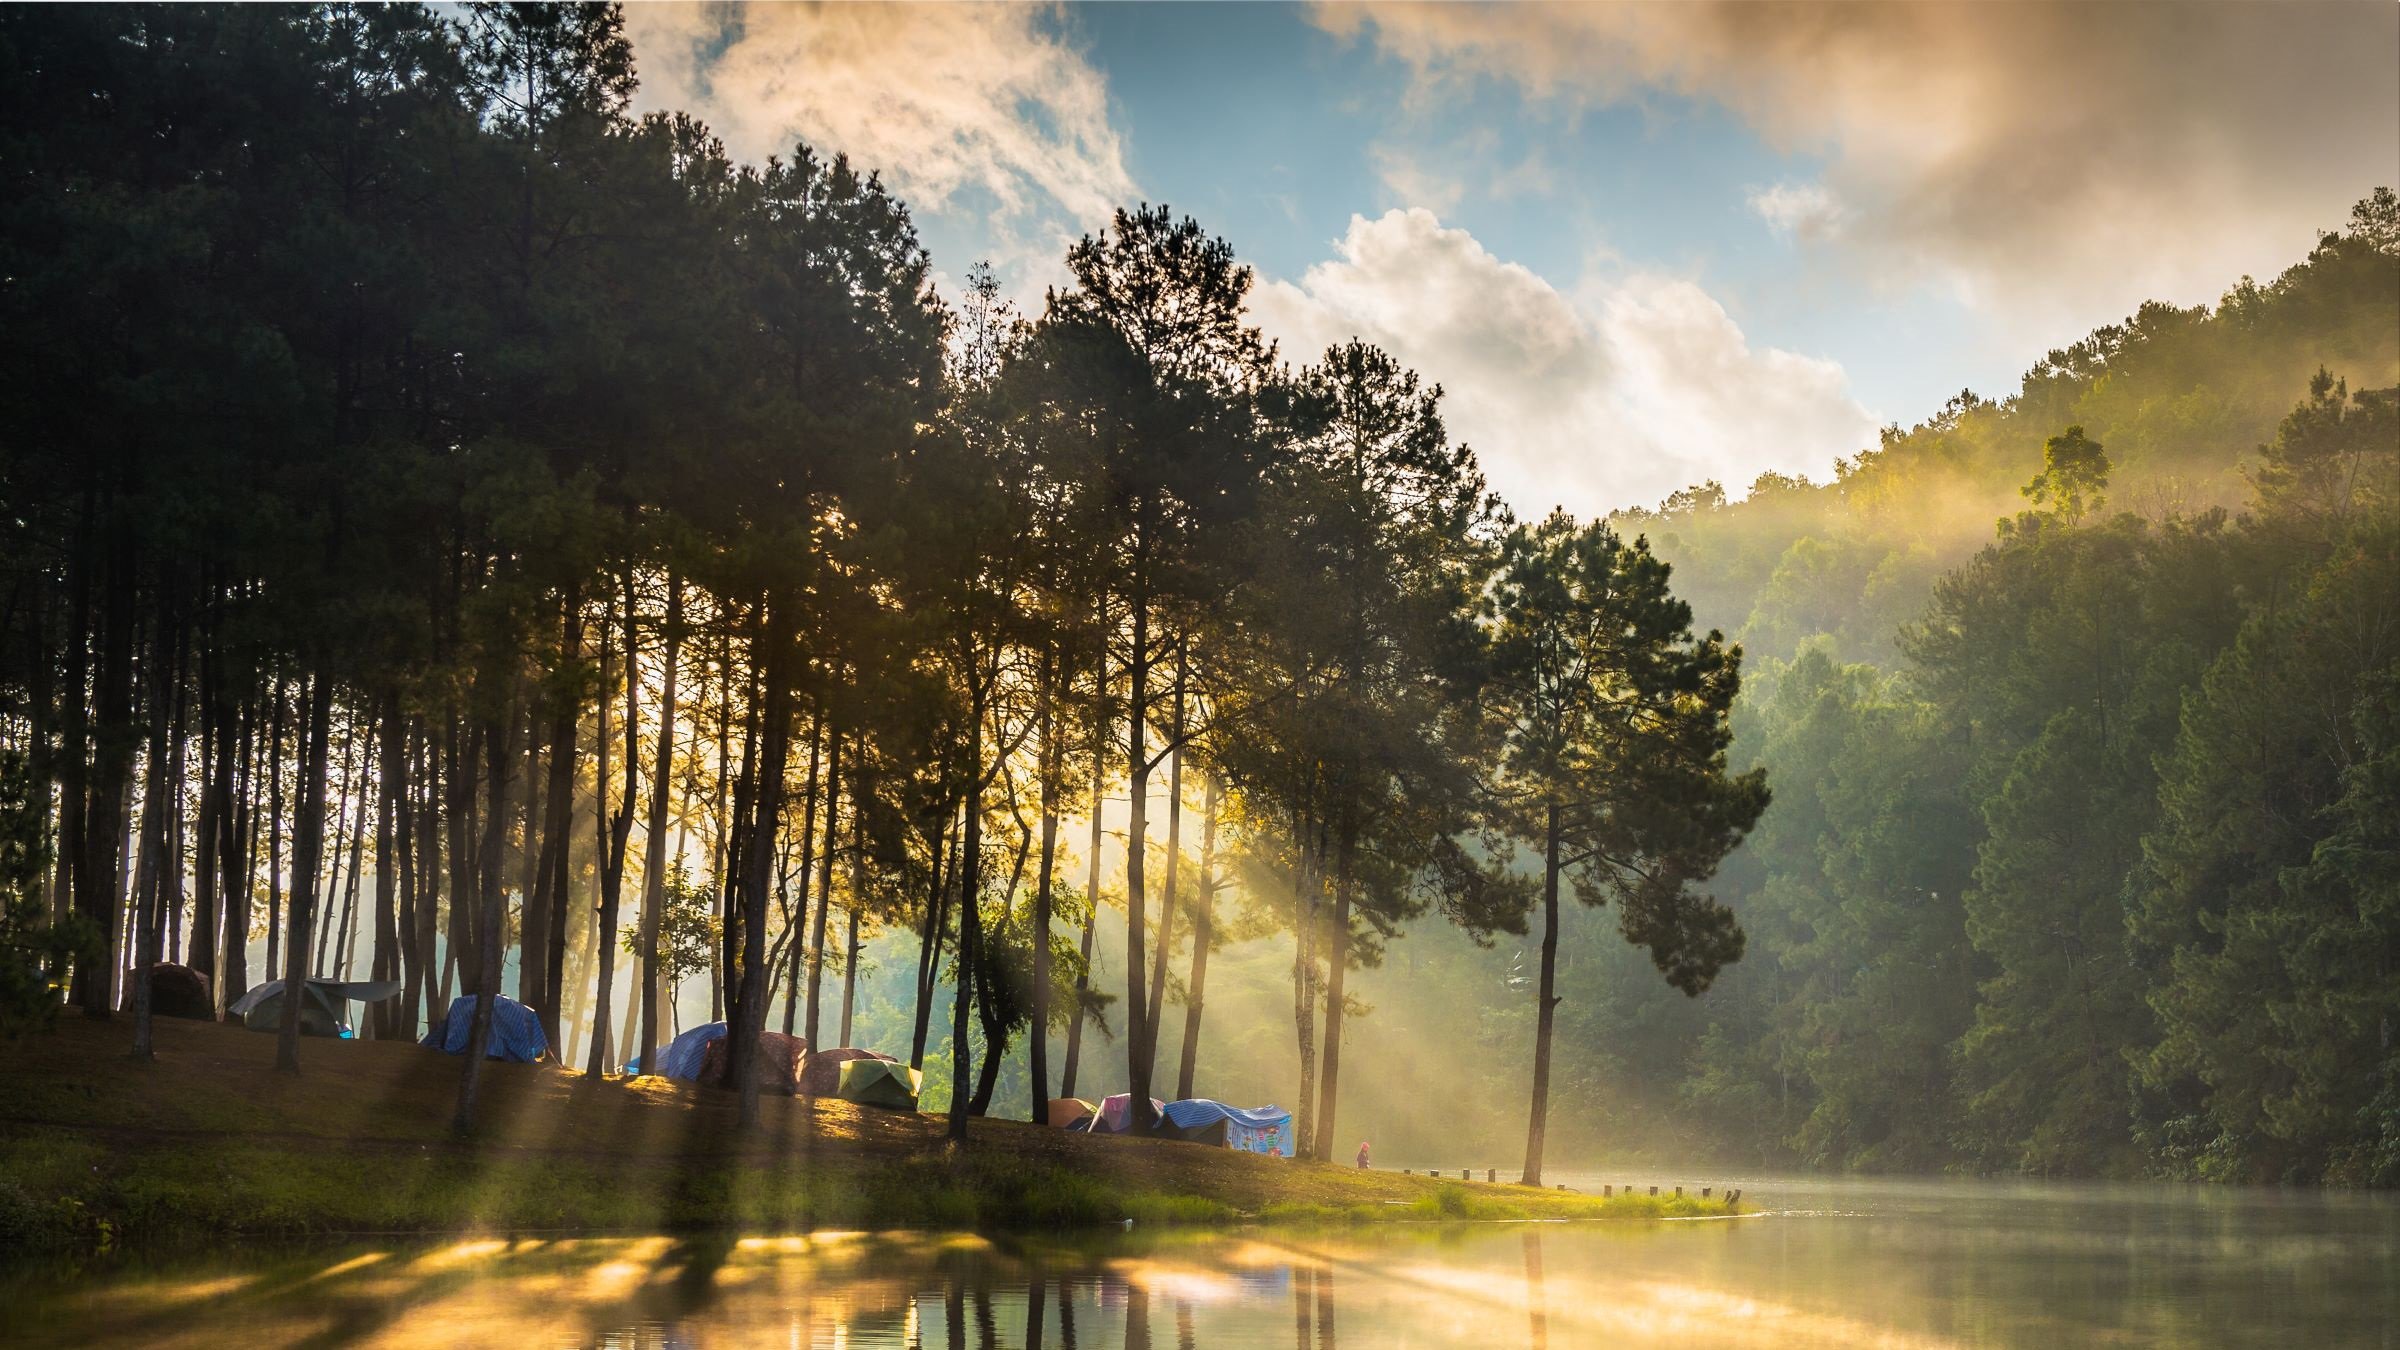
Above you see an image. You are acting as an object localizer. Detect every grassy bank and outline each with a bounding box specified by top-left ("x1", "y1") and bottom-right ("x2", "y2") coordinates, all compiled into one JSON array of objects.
[{"x1": 0, "y1": 1016, "x2": 1730, "y2": 1252}]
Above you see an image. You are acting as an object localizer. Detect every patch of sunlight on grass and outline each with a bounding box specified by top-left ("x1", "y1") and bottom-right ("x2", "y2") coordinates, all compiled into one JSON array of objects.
[{"x1": 305, "y1": 1251, "x2": 390, "y2": 1282}]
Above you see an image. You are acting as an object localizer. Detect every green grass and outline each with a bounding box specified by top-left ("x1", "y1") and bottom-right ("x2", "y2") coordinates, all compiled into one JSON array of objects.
[{"x1": 0, "y1": 1015, "x2": 1737, "y2": 1252}]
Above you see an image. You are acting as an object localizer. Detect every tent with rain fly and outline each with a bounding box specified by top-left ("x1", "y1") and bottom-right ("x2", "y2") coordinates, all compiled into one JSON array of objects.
[
  {"x1": 626, "y1": 1020, "x2": 727, "y2": 1079},
  {"x1": 835, "y1": 1058, "x2": 922, "y2": 1110},
  {"x1": 422, "y1": 994, "x2": 550, "y2": 1062},
  {"x1": 1155, "y1": 1099, "x2": 1296, "y2": 1156},
  {"x1": 800, "y1": 1048, "x2": 894, "y2": 1097},
  {"x1": 1088, "y1": 1093, "x2": 1167, "y2": 1134},
  {"x1": 147, "y1": 962, "x2": 213, "y2": 1020},
  {"x1": 228, "y1": 978, "x2": 400, "y2": 1038},
  {"x1": 1046, "y1": 1097, "x2": 1098, "y2": 1129},
  {"x1": 699, "y1": 1031, "x2": 806, "y2": 1094}
]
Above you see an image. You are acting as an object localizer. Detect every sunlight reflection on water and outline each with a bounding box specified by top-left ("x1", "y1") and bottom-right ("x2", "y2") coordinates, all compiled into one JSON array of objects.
[{"x1": 4, "y1": 1174, "x2": 2395, "y2": 1348}]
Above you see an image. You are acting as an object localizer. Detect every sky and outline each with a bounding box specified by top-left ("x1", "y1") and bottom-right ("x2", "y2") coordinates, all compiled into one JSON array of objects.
[{"x1": 623, "y1": 1, "x2": 2400, "y2": 520}]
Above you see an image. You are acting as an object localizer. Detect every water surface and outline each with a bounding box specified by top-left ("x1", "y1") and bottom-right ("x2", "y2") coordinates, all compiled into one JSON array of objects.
[{"x1": 5, "y1": 1173, "x2": 2392, "y2": 1347}]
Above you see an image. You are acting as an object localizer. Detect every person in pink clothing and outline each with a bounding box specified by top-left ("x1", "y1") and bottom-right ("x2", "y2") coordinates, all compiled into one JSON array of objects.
[{"x1": 1356, "y1": 1140, "x2": 1371, "y2": 1169}]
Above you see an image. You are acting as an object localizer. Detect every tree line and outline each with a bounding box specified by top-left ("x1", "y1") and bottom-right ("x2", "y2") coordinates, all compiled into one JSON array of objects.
[
  {"x1": 0, "y1": 3, "x2": 1764, "y2": 1183},
  {"x1": 1542, "y1": 191, "x2": 2394, "y2": 1184}
]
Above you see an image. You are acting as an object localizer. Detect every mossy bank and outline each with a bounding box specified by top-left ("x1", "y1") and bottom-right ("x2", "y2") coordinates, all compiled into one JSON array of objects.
[{"x1": 1, "y1": 1017, "x2": 1729, "y2": 1252}]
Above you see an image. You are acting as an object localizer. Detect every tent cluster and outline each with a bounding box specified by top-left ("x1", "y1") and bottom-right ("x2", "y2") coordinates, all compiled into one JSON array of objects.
[
  {"x1": 615, "y1": 1022, "x2": 922, "y2": 1109},
  {"x1": 1050, "y1": 1094, "x2": 1295, "y2": 1157}
]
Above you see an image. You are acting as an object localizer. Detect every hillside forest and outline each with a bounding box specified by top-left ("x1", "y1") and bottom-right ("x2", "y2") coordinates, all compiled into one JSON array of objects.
[{"x1": 1, "y1": 5, "x2": 2395, "y2": 1186}]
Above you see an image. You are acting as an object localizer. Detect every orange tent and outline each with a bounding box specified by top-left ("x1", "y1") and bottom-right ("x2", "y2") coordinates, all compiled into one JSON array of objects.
[{"x1": 1046, "y1": 1097, "x2": 1098, "y2": 1128}]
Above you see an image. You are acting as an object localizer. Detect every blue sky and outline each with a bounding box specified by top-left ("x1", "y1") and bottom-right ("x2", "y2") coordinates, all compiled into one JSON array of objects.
[{"x1": 626, "y1": 1, "x2": 2399, "y2": 517}]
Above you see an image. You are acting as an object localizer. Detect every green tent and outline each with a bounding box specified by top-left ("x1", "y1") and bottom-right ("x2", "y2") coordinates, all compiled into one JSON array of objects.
[{"x1": 835, "y1": 1058, "x2": 922, "y2": 1110}]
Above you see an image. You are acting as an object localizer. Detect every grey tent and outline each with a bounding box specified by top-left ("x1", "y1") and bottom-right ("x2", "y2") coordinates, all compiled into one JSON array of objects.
[{"x1": 227, "y1": 978, "x2": 400, "y2": 1038}]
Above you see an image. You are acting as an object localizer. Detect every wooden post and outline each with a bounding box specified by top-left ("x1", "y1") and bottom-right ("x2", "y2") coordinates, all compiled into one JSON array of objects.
[
  {"x1": 1648, "y1": 1186, "x2": 1657, "y2": 1197},
  {"x1": 1487, "y1": 1168, "x2": 1496, "y2": 1183},
  {"x1": 1674, "y1": 1186, "x2": 1683, "y2": 1198},
  {"x1": 1701, "y1": 1187, "x2": 1711, "y2": 1198},
  {"x1": 1603, "y1": 1185, "x2": 1612, "y2": 1197}
]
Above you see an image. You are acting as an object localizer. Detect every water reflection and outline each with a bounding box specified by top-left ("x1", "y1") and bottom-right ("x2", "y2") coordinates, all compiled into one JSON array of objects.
[{"x1": 4, "y1": 1175, "x2": 2396, "y2": 1348}]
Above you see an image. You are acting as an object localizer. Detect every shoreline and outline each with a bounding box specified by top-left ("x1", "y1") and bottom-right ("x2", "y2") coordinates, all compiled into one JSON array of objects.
[{"x1": 1, "y1": 1016, "x2": 1731, "y2": 1254}]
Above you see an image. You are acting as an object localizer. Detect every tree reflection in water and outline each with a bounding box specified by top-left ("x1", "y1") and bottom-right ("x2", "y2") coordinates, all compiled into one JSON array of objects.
[{"x1": 1523, "y1": 1230, "x2": 1549, "y2": 1350}]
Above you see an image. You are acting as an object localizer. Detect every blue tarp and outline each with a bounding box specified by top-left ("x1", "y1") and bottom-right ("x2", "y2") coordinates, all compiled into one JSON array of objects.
[
  {"x1": 626, "y1": 1021, "x2": 727, "y2": 1080},
  {"x1": 1161, "y1": 1099, "x2": 1290, "y2": 1132},
  {"x1": 422, "y1": 995, "x2": 550, "y2": 1063},
  {"x1": 1159, "y1": 1099, "x2": 1297, "y2": 1156}
]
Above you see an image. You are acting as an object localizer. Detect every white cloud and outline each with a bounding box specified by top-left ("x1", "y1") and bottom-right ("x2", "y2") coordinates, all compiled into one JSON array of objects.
[
  {"x1": 625, "y1": 3, "x2": 1135, "y2": 284},
  {"x1": 1747, "y1": 181, "x2": 1844, "y2": 240},
  {"x1": 1251, "y1": 210, "x2": 1877, "y2": 516},
  {"x1": 1317, "y1": 2, "x2": 2400, "y2": 335},
  {"x1": 1371, "y1": 144, "x2": 1466, "y2": 214}
]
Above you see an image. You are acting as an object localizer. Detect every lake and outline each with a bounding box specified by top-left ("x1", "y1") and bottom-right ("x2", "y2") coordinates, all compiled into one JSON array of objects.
[{"x1": 4, "y1": 1173, "x2": 2392, "y2": 1348}]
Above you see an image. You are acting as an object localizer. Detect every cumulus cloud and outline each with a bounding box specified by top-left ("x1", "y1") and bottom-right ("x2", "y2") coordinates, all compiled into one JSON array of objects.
[
  {"x1": 1748, "y1": 181, "x2": 1845, "y2": 240},
  {"x1": 1251, "y1": 210, "x2": 1877, "y2": 516},
  {"x1": 1316, "y1": 2, "x2": 2400, "y2": 333},
  {"x1": 624, "y1": 3, "x2": 1135, "y2": 278}
]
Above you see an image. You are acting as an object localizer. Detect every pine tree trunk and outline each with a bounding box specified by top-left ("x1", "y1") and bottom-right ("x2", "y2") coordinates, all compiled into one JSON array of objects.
[
  {"x1": 1520, "y1": 801, "x2": 1562, "y2": 1187},
  {"x1": 803, "y1": 734, "x2": 841, "y2": 1050},
  {"x1": 783, "y1": 713, "x2": 822, "y2": 1037},
  {"x1": 1028, "y1": 650, "x2": 1060, "y2": 1122},
  {"x1": 1175, "y1": 778, "x2": 1219, "y2": 1102},
  {"x1": 1143, "y1": 642, "x2": 1187, "y2": 1079},
  {"x1": 585, "y1": 580, "x2": 640, "y2": 1077},
  {"x1": 536, "y1": 601, "x2": 583, "y2": 1050},
  {"x1": 635, "y1": 572, "x2": 683, "y2": 1080},
  {"x1": 1315, "y1": 822, "x2": 1356, "y2": 1161},
  {"x1": 74, "y1": 508, "x2": 136, "y2": 1018},
  {"x1": 948, "y1": 682, "x2": 985, "y2": 1143},
  {"x1": 733, "y1": 600, "x2": 793, "y2": 1131},
  {"x1": 453, "y1": 691, "x2": 518, "y2": 1134},
  {"x1": 371, "y1": 697, "x2": 404, "y2": 1037},
  {"x1": 1123, "y1": 577, "x2": 1156, "y2": 1130},
  {"x1": 276, "y1": 672, "x2": 336, "y2": 1074}
]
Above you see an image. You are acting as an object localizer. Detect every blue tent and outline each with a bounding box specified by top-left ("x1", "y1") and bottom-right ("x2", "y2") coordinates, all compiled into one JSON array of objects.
[
  {"x1": 1156, "y1": 1099, "x2": 1296, "y2": 1156},
  {"x1": 625, "y1": 1020, "x2": 727, "y2": 1079},
  {"x1": 422, "y1": 995, "x2": 550, "y2": 1063}
]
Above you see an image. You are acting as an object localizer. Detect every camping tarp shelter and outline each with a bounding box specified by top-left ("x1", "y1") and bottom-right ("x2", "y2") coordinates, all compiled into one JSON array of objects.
[
  {"x1": 627, "y1": 1021, "x2": 727, "y2": 1079},
  {"x1": 835, "y1": 1058, "x2": 921, "y2": 1110},
  {"x1": 1046, "y1": 1097, "x2": 1098, "y2": 1129},
  {"x1": 800, "y1": 1048, "x2": 894, "y2": 1097},
  {"x1": 422, "y1": 995, "x2": 550, "y2": 1063},
  {"x1": 228, "y1": 978, "x2": 400, "y2": 1038},
  {"x1": 1157, "y1": 1099, "x2": 1296, "y2": 1156},
  {"x1": 1091, "y1": 1093, "x2": 1167, "y2": 1134},
  {"x1": 698, "y1": 1031, "x2": 806, "y2": 1094}
]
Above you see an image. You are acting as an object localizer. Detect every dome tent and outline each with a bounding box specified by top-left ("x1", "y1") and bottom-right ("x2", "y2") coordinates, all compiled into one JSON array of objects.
[
  {"x1": 422, "y1": 994, "x2": 550, "y2": 1063},
  {"x1": 800, "y1": 1047, "x2": 896, "y2": 1097},
  {"x1": 626, "y1": 1020, "x2": 728, "y2": 1079},
  {"x1": 835, "y1": 1058, "x2": 922, "y2": 1110}
]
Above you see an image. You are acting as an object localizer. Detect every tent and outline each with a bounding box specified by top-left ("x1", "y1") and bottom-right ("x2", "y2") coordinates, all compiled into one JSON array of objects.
[
  {"x1": 800, "y1": 1048, "x2": 894, "y2": 1097},
  {"x1": 1156, "y1": 1099, "x2": 1296, "y2": 1156},
  {"x1": 229, "y1": 978, "x2": 400, "y2": 1038},
  {"x1": 1089, "y1": 1093, "x2": 1167, "y2": 1134},
  {"x1": 1046, "y1": 1096, "x2": 1098, "y2": 1129},
  {"x1": 422, "y1": 995, "x2": 550, "y2": 1063},
  {"x1": 836, "y1": 1058, "x2": 922, "y2": 1110},
  {"x1": 698, "y1": 1031, "x2": 806, "y2": 1094},
  {"x1": 147, "y1": 962, "x2": 214, "y2": 1020},
  {"x1": 628, "y1": 1021, "x2": 727, "y2": 1080}
]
